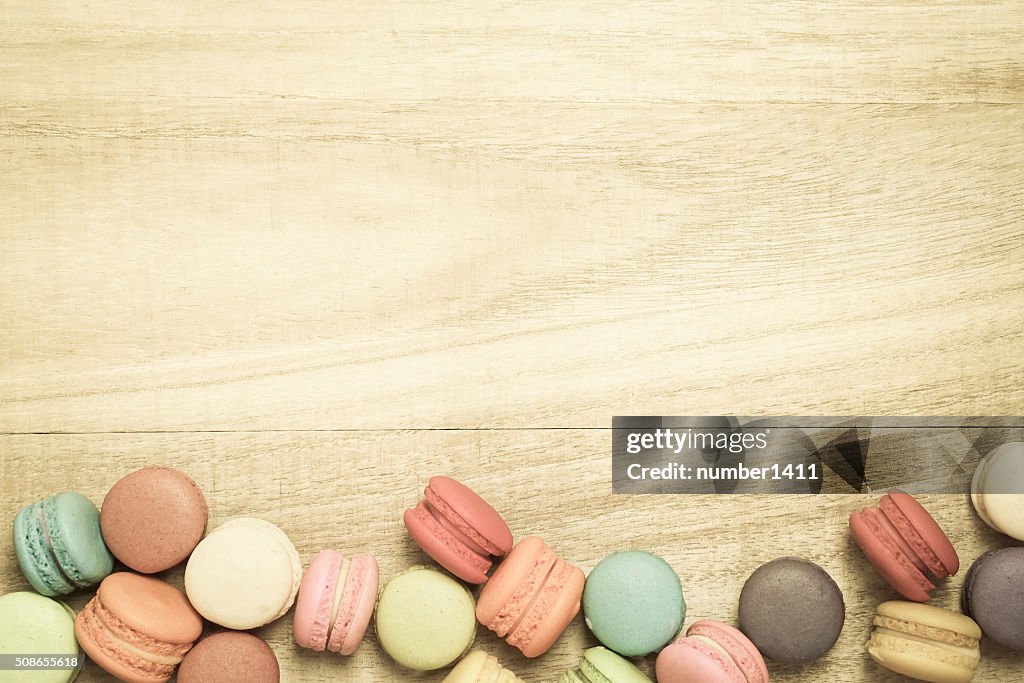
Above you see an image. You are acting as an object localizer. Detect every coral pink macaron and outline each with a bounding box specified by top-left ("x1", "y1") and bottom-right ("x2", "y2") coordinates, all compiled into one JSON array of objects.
[
  {"x1": 75, "y1": 572, "x2": 203, "y2": 683},
  {"x1": 404, "y1": 476, "x2": 513, "y2": 584},
  {"x1": 849, "y1": 490, "x2": 959, "y2": 602},
  {"x1": 476, "y1": 536, "x2": 584, "y2": 658},
  {"x1": 656, "y1": 620, "x2": 769, "y2": 683},
  {"x1": 293, "y1": 549, "x2": 379, "y2": 655}
]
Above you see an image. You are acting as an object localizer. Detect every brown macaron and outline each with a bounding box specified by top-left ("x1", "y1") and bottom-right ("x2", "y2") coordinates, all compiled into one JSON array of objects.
[
  {"x1": 177, "y1": 632, "x2": 280, "y2": 683},
  {"x1": 739, "y1": 556, "x2": 846, "y2": 663},
  {"x1": 101, "y1": 467, "x2": 208, "y2": 573}
]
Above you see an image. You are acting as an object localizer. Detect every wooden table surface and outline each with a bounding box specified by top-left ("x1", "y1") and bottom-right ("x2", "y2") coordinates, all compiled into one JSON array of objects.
[{"x1": 2, "y1": 2, "x2": 1022, "y2": 681}]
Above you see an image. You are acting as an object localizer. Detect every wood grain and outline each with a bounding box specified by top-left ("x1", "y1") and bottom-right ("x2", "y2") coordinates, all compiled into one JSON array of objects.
[{"x1": 1, "y1": 1, "x2": 1022, "y2": 681}]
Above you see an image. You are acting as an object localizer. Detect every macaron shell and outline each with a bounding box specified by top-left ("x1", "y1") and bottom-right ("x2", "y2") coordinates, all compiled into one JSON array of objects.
[
  {"x1": 375, "y1": 566, "x2": 477, "y2": 671},
  {"x1": 184, "y1": 518, "x2": 301, "y2": 630},
  {"x1": 404, "y1": 503, "x2": 491, "y2": 584},
  {"x1": 97, "y1": 573, "x2": 203, "y2": 645},
  {"x1": 293, "y1": 549, "x2": 342, "y2": 650},
  {"x1": 427, "y1": 476, "x2": 513, "y2": 556},
  {"x1": 686, "y1": 620, "x2": 769, "y2": 683},
  {"x1": 44, "y1": 492, "x2": 114, "y2": 589},
  {"x1": 327, "y1": 553, "x2": 379, "y2": 655},
  {"x1": 581, "y1": 646, "x2": 653, "y2": 683},
  {"x1": 867, "y1": 632, "x2": 978, "y2": 683},
  {"x1": 655, "y1": 638, "x2": 745, "y2": 683},
  {"x1": 582, "y1": 551, "x2": 686, "y2": 656},
  {"x1": 885, "y1": 491, "x2": 958, "y2": 577},
  {"x1": 177, "y1": 632, "x2": 280, "y2": 683},
  {"x1": 850, "y1": 507, "x2": 934, "y2": 602},
  {"x1": 13, "y1": 501, "x2": 74, "y2": 597},
  {"x1": 739, "y1": 557, "x2": 845, "y2": 664},
  {"x1": 443, "y1": 650, "x2": 490, "y2": 683},
  {"x1": 100, "y1": 467, "x2": 208, "y2": 574},
  {"x1": 875, "y1": 600, "x2": 981, "y2": 640},
  {"x1": 443, "y1": 650, "x2": 524, "y2": 683},
  {"x1": 960, "y1": 547, "x2": 1024, "y2": 651},
  {"x1": 970, "y1": 442, "x2": 1024, "y2": 540},
  {"x1": 0, "y1": 592, "x2": 80, "y2": 683}
]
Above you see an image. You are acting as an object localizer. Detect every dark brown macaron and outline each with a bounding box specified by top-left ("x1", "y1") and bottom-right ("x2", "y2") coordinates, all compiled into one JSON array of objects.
[
  {"x1": 100, "y1": 466, "x2": 208, "y2": 573},
  {"x1": 961, "y1": 547, "x2": 1024, "y2": 651},
  {"x1": 177, "y1": 631, "x2": 280, "y2": 683},
  {"x1": 739, "y1": 556, "x2": 845, "y2": 663}
]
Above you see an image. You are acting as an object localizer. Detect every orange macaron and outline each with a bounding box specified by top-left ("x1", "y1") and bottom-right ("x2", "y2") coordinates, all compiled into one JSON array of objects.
[
  {"x1": 476, "y1": 536, "x2": 584, "y2": 658},
  {"x1": 75, "y1": 572, "x2": 202, "y2": 683}
]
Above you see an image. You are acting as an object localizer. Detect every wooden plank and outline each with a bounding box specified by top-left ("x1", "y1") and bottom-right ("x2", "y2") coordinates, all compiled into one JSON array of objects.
[
  {"x1": 1, "y1": 431, "x2": 1020, "y2": 681},
  {"x1": 1, "y1": 1, "x2": 1022, "y2": 103},
  {"x1": 2, "y1": 104, "x2": 1022, "y2": 431}
]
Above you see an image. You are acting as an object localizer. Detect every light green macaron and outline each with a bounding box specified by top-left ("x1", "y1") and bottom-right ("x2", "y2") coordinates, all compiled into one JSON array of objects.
[
  {"x1": 375, "y1": 566, "x2": 476, "y2": 671},
  {"x1": 0, "y1": 592, "x2": 81, "y2": 683},
  {"x1": 562, "y1": 646, "x2": 653, "y2": 682}
]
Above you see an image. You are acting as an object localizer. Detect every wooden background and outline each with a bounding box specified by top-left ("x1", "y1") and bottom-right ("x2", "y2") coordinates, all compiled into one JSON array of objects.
[{"x1": 1, "y1": 1, "x2": 1022, "y2": 680}]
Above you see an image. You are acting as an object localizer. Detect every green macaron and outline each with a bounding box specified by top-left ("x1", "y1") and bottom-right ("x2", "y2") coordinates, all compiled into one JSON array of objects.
[
  {"x1": 0, "y1": 591, "x2": 81, "y2": 683},
  {"x1": 582, "y1": 551, "x2": 686, "y2": 656},
  {"x1": 375, "y1": 566, "x2": 476, "y2": 671},
  {"x1": 561, "y1": 646, "x2": 653, "y2": 682},
  {"x1": 13, "y1": 492, "x2": 113, "y2": 597}
]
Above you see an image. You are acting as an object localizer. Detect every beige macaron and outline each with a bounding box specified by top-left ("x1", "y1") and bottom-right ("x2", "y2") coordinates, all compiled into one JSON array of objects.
[
  {"x1": 867, "y1": 600, "x2": 981, "y2": 683},
  {"x1": 443, "y1": 650, "x2": 524, "y2": 683},
  {"x1": 971, "y1": 442, "x2": 1024, "y2": 541},
  {"x1": 185, "y1": 518, "x2": 301, "y2": 630}
]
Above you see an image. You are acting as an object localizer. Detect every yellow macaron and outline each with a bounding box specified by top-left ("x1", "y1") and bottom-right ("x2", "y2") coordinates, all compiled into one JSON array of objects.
[{"x1": 867, "y1": 600, "x2": 981, "y2": 683}]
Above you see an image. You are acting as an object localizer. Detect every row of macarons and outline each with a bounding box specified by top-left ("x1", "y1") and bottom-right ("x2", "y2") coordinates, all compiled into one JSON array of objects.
[{"x1": 5, "y1": 442, "x2": 1024, "y2": 683}]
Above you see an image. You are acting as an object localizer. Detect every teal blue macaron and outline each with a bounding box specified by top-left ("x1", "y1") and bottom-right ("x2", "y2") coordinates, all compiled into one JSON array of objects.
[
  {"x1": 13, "y1": 492, "x2": 114, "y2": 597},
  {"x1": 582, "y1": 551, "x2": 686, "y2": 656}
]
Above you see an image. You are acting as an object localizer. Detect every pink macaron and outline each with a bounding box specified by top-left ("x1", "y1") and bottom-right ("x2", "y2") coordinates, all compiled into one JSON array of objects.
[
  {"x1": 656, "y1": 620, "x2": 769, "y2": 683},
  {"x1": 293, "y1": 550, "x2": 379, "y2": 655},
  {"x1": 849, "y1": 490, "x2": 959, "y2": 602},
  {"x1": 403, "y1": 476, "x2": 513, "y2": 584}
]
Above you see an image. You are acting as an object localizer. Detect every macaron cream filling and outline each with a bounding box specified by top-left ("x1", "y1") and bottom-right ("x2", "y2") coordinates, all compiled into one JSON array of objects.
[{"x1": 326, "y1": 556, "x2": 376, "y2": 654}]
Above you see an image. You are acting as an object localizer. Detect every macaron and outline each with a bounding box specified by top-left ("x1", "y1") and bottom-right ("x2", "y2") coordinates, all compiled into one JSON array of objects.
[
  {"x1": 961, "y1": 547, "x2": 1024, "y2": 651},
  {"x1": 404, "y1": 476, "x2": 513, "y2": 584},
  {"x1": 177, "y1": 632, "x2": 280, "y2": 683},
  {"x1": 582, "y1": 550, "x2": 686, "y2": 656},
  {"x1": 294, "y1": 549, "x2": 379, "y2": 655},
  {"x1": 75, "y1": 572, "x2": 203, "y2": 683},
  {"x1": 476, "y1": 536, "x2": 585, "y2": 658},
  {"x1": 656, "y1": 620, "x2": 769, "y2": 683},
  {"x1": 443, "y1": 649, "x2": 524, "y2": 683},
  {"x1": 849, "y1": 490, "x2": 960, "y2": 602},
  {"x1": 738, "y1": 557, "x2": 845, "y2": 663},
  {"x1": 970, "y1": 441, "x2": 1024, "y2": 541},
  {"x1": 867, "y1": 600, "x2": 981, "y2": 683},
  {"x1": 560, "y1": 646, "x2": 653, "y2": 683},
  {"x1": 101, "y1": 466, "x2": 208, "y2": 573},
  {"x1": 184, "y1": 518, "x2": 301, "y2": 630},
  {"x1": 375, "y1": 566, "x2": 477, "y2": 671},
  {"x1": 13, "y1": 491, "x2": 114, "y2": 596},
  {"x1": 0, "y1": 592, "x2": 81, "y2": 683}
]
